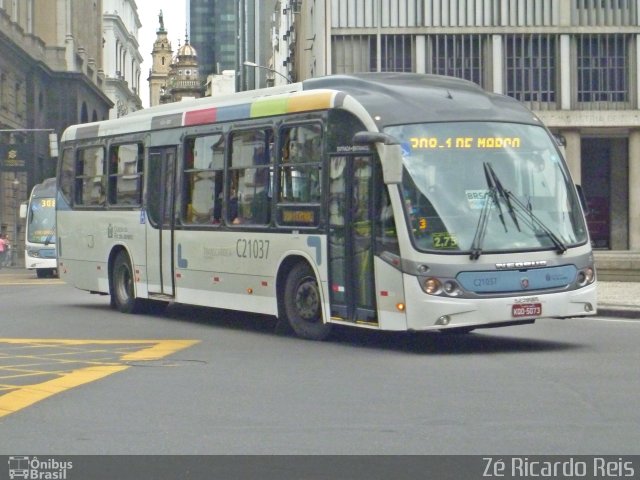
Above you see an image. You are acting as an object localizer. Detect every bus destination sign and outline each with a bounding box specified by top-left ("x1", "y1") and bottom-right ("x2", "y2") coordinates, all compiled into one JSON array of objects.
[{"x1": 409, "y1": 136, "x2": 521, "y2": 150}]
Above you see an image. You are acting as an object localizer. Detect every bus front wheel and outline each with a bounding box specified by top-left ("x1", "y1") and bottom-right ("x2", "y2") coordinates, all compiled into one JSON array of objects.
[
  {"x1": 283, "y1": 262, "x2": 332, "y2": 341},
  {"x1": 111, "y1": 251, "x2": 141, "y2": 313}
]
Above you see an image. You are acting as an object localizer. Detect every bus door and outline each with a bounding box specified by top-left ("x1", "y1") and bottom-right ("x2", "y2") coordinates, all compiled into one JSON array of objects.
[
  {"x1": 146, "y1": 146, "x2": 177, "y2": 296},
  {"x1": 328, "y1": 153, "x2": 377, "y2": 325}
]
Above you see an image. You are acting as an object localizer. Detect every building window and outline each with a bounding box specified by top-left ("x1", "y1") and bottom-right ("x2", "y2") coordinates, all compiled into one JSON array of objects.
[
  {"x1": 572, "y1": 0, "x2": 637, "y2": 26},
  {"x1": 428, "y1": 34, "x2": 486, "y2": 87},
  {"x1": 15, "y1": 81, "x2": 23, "y2": 118},
  {"x1": 505, "y1": 34, "x2": 556, "y2": 105},
  {"x1": 331, "y1": 35, "x2": 376, "y2": 73},
  {"x1": 0, "y1": 73, "x2": 5, "y2": 110},
  {"x1": 577, "y1": 34, "x2": 629, "y2": 107},
  {"x1": 381, "y1": 35, "x2": 413, "y2": 72}
]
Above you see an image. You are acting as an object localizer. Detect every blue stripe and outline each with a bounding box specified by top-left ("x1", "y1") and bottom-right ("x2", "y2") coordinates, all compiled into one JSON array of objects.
[
  {"x1": 457, "y1": 265, "x2": 577, "y2": 293},
  {"x1": 216, "y1": 103, "x2": 251, "y2": 122}
]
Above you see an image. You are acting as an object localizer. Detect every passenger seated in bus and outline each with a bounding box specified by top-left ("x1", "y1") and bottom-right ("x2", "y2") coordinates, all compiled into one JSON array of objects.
[
  {"x1": 250, "y1": 190, "x2": 270, "y2": 224},
  {"x1": 289, "y1": 139, "x2": 302, "y2": 162},
  {"x1": 212, "y1": 194, "x2": 222, "y2": 224},
  {"x1": 228, "y1": 186, "x2": 242, "y2": 224}
]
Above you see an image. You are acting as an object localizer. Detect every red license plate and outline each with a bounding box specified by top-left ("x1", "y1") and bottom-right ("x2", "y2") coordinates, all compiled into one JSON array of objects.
[{"x1": 512, "y1": 303, "x2": 542, "y2": 318}]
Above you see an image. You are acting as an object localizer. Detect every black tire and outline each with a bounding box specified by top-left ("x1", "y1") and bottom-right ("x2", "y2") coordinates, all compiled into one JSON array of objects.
[
  {"x1": 36, "y1": 268, "x2": 56, "y2": 278},
  {"x1": 282, "y1": 262, "x2": 332, "y2": 340},
  {"x1": 111, "y1": 251, "x2": 142, "y2": 313}
]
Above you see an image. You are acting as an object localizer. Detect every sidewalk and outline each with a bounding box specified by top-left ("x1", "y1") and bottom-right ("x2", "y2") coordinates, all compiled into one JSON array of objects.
[{"x1": 597, "y1": 281, "x2": 640, "y2": 319}]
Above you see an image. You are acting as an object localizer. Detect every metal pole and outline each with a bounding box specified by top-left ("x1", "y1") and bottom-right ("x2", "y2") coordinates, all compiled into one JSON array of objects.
[{"x1": 243, "y1": 61, "x2": 291, "y2": 84}]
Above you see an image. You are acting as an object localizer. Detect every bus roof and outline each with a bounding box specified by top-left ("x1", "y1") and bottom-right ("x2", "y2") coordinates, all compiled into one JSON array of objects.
[
  {"x1": 60, "y1": 73, "x2": 540, "y2": 142},
  {"x1": 302, "y1": 73, "x2": 540, "y2": 127},
  {"x1": 31, "y1": 177, "x2": 57, "y2": 198}
]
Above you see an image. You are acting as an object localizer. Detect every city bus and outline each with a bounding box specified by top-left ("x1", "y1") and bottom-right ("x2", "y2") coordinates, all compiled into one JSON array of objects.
[
  {"x1": 21, "y1": 177, "x2": 58, "y2": 278},
  {"x1": 56, "y1": 73, "x2": 597, "y2": 340}
]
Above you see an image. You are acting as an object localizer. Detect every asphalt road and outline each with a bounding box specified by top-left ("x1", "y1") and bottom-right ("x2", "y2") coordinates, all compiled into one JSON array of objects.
[{"x1": 0, "y1": 272, "x2": 639, "y2": 455}]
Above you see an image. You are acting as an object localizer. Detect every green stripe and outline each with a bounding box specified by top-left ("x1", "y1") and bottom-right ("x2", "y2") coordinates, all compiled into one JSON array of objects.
[{"x1": 250, "y1": 97, "x2": 289, "y2": 118}]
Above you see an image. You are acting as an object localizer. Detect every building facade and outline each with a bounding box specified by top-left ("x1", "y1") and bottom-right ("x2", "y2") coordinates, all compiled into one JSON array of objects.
[
  {"x1": 188, "y1": 0, "x2": 278, "y2": 92},
  {"x1": 291, "y1": 0, "x2": 640, "y2": 265},
  {"x1": 190, "y1": 0, "x2": 237, "y2": 78},
  {"x1": 102, "y1": 0, "x2": 143, "y2": 119},
  {"x1": 0, "y1": 0, "x2": 112, "y2": 260}
]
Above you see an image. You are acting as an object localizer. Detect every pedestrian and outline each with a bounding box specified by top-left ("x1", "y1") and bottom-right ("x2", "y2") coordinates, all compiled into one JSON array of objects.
[{"x1": 0, "y1": 234, "x2": 7, "y2": 268}]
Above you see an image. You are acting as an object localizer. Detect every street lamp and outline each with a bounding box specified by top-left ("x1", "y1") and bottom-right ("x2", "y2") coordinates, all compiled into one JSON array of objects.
[{"x1": 243, "y1": 61, "x2": 291, "y2": 85}]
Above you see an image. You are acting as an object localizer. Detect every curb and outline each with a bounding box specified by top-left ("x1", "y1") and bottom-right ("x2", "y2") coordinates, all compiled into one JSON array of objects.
[{"x1": 597, "y1": 306, "x2": 640, "y2": 319}]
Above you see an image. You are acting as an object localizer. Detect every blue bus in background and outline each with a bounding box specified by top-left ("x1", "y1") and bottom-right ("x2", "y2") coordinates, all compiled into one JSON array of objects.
[{"x1": 21, "y1": 177, "x2": 57, "y2": 278}]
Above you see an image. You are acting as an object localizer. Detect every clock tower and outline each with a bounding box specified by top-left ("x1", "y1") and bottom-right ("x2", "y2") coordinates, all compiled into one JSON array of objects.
[{"x1": 148, "y1": 10, "x2": 173, "y2": 107}]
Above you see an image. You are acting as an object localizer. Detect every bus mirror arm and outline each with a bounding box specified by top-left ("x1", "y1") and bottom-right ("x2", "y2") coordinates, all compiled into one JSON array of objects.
[
  {"x1": 352, "y1": 132, "x2": 403, "y2": 185},
  {"x1": 575, "y1": 184, "x2": 590, "y2": 216}
]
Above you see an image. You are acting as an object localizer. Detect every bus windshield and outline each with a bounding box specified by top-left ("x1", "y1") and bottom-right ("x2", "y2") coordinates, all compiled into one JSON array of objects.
[
  {"x1": 28, "y1": 197, "x2": 56, "y2": 244},
  {"x1": 385, "y1": 122, "x2": 588, "y2": 255}
]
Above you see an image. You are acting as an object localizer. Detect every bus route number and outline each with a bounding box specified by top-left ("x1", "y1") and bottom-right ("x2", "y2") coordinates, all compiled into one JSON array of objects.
[
  {"x1": 236, "y1": 239, "x2": 270, "y2": 259},
  {"x1": 433, "y1": 232, "x2": 458, "y2": 249}
]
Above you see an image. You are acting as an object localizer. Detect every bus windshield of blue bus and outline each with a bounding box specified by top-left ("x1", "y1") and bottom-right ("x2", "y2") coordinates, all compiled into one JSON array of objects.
[
  {"x1": 28, "y1": 198, "x2": 56, "y2": 244},
  {"x1": 385, "y1": 122, "x2": 589, "y2": 254}
]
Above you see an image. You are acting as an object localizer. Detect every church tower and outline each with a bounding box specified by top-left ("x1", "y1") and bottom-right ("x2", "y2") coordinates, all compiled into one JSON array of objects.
[
  {"x1": 161, "y1": 35, "x2": 204, "y2": 104},
  {"x1": 147, "y1": 10, "x2": 173, "y2": 107}
]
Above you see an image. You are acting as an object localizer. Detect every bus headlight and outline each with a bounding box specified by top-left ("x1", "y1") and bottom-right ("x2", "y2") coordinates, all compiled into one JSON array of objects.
[
  {"x1": 422, "y1": 277, "x2": 442, "y2": 295},
  {"x1": 443, "y1": 280, "x2": 462, "y2": 297},
  {"x1": 420, "y1": 277, "x2": 462, "y2": 297},
  {"x1": 576, "y1": 266, "x2": 595, "y2": 287}
]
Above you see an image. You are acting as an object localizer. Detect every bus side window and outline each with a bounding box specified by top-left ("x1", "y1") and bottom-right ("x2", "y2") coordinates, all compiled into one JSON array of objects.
[
  {"x1": 59, "y1": 148, "x2": 75, "y2": 205},
  {"x1": 76, "y1": 146, "x2": 106, "y2": 207},
  {"x1": 182, "y1": 133, "x2": 224, "y2": 225},
  {"x1": 376, "y1": 185, "x2": 399, "y2": 256},
  {"x1": 108, "y1": 143, "x2": 143, "y2": 206},
  {"x1": 277, "y1": 123, "x2": 322, "y2": 226},
  {"x1": 228, "y1": 129, "x2": 273, "y2": 226}
]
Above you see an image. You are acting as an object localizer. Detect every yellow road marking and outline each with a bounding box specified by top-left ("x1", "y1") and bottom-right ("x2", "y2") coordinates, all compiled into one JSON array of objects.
[{"x1": 0, "y1": 339, "x2": 199, "y2": 418}]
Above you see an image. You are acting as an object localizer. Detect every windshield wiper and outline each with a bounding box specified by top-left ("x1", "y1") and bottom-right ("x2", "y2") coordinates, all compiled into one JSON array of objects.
[
  {"x1": 469, "y1": 163, "x2": 507, "y2": 260},
  {"x1": 485, "y1": 162, "x2": 567, "y2": 254},
  {"x1": 487, "y1": 163, "x2": 520, "y2": 232}
]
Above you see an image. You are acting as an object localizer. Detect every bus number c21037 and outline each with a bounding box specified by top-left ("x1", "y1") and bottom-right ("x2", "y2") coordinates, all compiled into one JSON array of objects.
[{"x1": 236, "y1": 239, "x2": 270, "y2": 260}]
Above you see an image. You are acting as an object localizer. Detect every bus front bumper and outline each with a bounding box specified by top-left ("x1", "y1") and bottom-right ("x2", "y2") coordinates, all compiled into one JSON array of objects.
[{"x1": 403, "y1": 279, "x2": 598, "y2": 332}]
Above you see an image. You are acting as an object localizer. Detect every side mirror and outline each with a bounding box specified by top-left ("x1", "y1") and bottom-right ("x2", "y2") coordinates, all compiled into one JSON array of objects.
[
  {"x1": 19, "y1": 202, "x2": 27, "y2": 219},
  {"x1": 352, "y1": 131, "x2": 403, "y2": 185}
]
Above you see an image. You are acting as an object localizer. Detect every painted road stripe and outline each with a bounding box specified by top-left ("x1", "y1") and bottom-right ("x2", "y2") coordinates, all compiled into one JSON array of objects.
[{"x1": 0, "y1": 339, "x2": 199, "y2": 418}]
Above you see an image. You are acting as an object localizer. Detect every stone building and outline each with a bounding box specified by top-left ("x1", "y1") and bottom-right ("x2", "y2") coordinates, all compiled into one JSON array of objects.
[
  {"x1": 102, "y1": 0, "x2": 143, "y2": 119},
  {"x1": 0, "y1": 0, "x2": 112, "y2": 260}
]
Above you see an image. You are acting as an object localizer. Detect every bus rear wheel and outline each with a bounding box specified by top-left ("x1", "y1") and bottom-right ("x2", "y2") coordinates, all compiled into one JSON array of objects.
[
  {"x1": 283, "y1": 263, "x2": 332, "y2": 341},
  {"x1": 111, "y1": 251, "x2": 141, "y2": 313}
]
